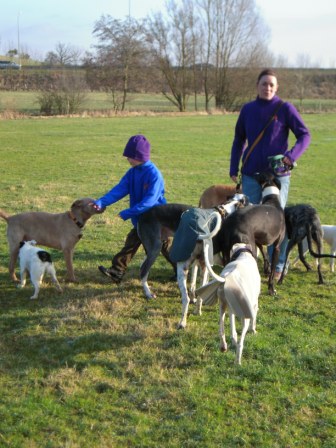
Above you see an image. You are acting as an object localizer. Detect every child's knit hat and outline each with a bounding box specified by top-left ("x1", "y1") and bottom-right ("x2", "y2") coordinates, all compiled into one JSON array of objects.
[{"x1": 123, "y1": 135, "x2": 150, "y2": 162}]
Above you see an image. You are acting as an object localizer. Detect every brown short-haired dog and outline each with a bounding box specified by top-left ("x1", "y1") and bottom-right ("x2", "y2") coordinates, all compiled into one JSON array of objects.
[{"x1": 0, "y1": 198, "x2": 104, "y2": 283}]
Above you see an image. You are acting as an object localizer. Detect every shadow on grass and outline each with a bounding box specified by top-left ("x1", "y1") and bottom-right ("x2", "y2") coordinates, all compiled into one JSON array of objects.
[{"x1": 0, "y1": 264, "x2": 182, "y2": 378}]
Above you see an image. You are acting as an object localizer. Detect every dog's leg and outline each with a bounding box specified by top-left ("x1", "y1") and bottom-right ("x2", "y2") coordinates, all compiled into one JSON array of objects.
[
  {"x1": 160, "y1": 237, "x2": 176, "y2": 279},
  {"x1": 190, "y1": 261, "x2": 200, "y2": 314},
  {"x1": 17, "y1": 267, "x2": 27, "y2": 289},
  {"x1": 47, "y1": 265, "x2": 63, "y2": 293},
  {"x1": 63, "y1": 247, "x2": 76, "y2": 282},
  {"x1": 258, "y1": 244, "x2": 270, "y2": 275},
  {"x1": 190, "y1": 260, "x2": 198, "y2": 303},
  {"x1": 141, "y1": 271, "x2": 156, "y2": 299},
  {"x1": 249, "y1": 307, "x2": 258, "y2": 334},
  {"x1": 177, "y1": 262, "x2": 190, "y2": 329},
  {"x1": 30, "y1": 268, "x2": 43, "y2": 299},
  {"x1": 331, "y1": 244, "x2": 336, "y2": 272},
  {"x1": 9, "y1": 247, "x2": 20, "y2": 282},
  {"x1": 268, "y1": 241, "x2": 280, "y2": 295},
  {"x1": 235, "y1": 318, "x2": 250, "y2": 365},
  {"x1": 219, "y1": 296, "x2": 228, "y2": 352},
  {"x1": 292, "y1": 237, "x2": 309, "y2": 267},
  {"x1": 194, "y1": 260, "x2": 211, "y2": 316},
  {"x1": 30, "y1": 283, "x2": 41, "y2": 299},
  {"x1": 189, "y1": 260, "x2": 201, "y2": 316},
  {"x1": 315, "y1": 238, "x2": 324, "y2": 285},
  {"x1": 278, "y1": 238, "x2": 296, "y2": 284},
  {"x1": 229, "y1": 311, "x2": 238, "y2": 347},
  {"x1": 298, "y1": 240, "x2": 312, "y2": 271},
  {"x1": 139, "y1": 239, "x2": 162, "y2": 299}
]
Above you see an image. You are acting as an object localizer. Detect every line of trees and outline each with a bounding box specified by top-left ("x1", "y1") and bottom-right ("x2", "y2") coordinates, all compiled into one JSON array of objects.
[
  {"x1": 1, "y1": 0, "x2": 335, "y2": 115},
  {"x1": 84, "y1": 0, "x2": 272, "y2": 112}
]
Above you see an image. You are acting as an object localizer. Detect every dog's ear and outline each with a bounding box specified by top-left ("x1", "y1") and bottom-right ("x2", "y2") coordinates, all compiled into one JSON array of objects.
[
  {"x1": 240, "y1": 195, "x2": 249, "y2": 206},
  {"x1": 71, "y1": 200, "x2": 81, "y2": 209},
  {"x1": 19, "y1": 241, "x2": 25, "y2": 248}
]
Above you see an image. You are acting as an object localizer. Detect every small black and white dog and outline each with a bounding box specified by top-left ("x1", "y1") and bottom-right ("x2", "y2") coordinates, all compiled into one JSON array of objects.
[{"x1": 18, "y1": 240, "x2": 62, "y2": 299}]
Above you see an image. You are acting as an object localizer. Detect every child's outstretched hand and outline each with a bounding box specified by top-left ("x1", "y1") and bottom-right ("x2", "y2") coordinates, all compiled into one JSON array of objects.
[{"x1": 90, "y1": 201, "x2": 105, "y2": 212}]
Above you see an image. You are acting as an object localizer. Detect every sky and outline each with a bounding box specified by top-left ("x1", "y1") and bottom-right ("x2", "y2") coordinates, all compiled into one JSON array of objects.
[{"x1": 0, "y1": 0, "x2": 335, "y2": 68}]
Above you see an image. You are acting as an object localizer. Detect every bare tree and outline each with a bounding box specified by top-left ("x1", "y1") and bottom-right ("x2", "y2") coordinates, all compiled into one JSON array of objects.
[
  {"x1": 145, "y1": 0, "x2": 270, "y2": 111},
  {"x1": 197, "y1": 0, "x2": 270, "y2": 110},
  {"x1": 146, "y1": 0, "x2": 198, "y2": 112},
  {"x1": 44, "y1": 42, "x2": 82, "y2": 66},
  {"x1": 92, "y1": 15, "x2": 147, "y2": 111}
]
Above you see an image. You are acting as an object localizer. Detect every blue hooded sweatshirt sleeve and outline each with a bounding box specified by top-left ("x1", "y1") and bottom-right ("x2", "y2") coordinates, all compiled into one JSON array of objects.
[{"x1": 95, "y1": 161, "x2": 166, "y2": 226}]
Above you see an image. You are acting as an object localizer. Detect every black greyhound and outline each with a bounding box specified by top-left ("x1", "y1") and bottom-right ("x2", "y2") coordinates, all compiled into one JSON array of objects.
[
  {"x1": 137, "y1": 203, "x2": 191, "y2": 298},
  {"x1": 216, "y1": 172, "x2": 286, "y2": 296},
  {"x1": 279, "y1": 204, "x2": 336, "y2": 285}
]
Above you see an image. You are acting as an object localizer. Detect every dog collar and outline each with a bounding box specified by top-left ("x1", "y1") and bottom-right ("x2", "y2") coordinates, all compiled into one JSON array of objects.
[
  {"x1": 230, "y1": 247, "x2": 254, "y2": 263},
  {"x1": 214, "y1": 205, "x2": 228, "y2": 217},
  {"x1": 262, "y1": 186, "x2": 279, "y2": 198},
  {"x1": 68, "y1": 211, "x2": 84, "y2": 228}
]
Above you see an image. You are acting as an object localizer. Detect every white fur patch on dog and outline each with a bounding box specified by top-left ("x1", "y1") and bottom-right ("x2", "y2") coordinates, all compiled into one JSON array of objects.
[{"x1": 18, "y1": 240, "x2": 62, "y2": 299}]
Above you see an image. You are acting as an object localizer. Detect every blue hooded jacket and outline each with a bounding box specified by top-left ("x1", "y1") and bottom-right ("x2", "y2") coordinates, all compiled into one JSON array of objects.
[{"x1": 95, "y1": 160, "x2": 166, "y2": 226}]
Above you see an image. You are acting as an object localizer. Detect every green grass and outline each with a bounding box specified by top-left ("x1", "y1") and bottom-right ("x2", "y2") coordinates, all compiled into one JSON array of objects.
[
  {"x1": 0, "y1": 91, "x2": 213, "y2": 115},
  {"x1": 0, "y1": 114, "x2": 335, "y2": 447},
  {"x1": 1, "y1": 91, "x2": 336, "y2": 115}
]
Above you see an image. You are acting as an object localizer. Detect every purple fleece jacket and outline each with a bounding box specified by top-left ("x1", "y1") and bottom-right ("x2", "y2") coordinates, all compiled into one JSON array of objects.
[
  {"x1": 230, "y1": 96, "x2": 311, "y2": 177},
  {"x1": 95, "y1": 160, "x2": 166, "y2": 226}
]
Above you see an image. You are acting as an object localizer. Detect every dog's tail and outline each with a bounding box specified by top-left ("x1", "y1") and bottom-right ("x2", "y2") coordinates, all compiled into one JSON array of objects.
[
  {"x1": 0, "y1": 209, "x2": 10, "y2": 221},
  {"x1": 197, "y1": 279, "x2": 225, "y2": 306},
  {"x1": 306, "y1": 224, "x2": 336, "y2": 259}
]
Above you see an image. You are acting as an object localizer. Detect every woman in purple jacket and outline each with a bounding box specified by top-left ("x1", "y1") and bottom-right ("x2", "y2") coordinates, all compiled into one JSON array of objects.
[
  {"x1": 229, "y1": 68, "x2": 311, "y2": 278},
  {"x1": 94, "y1": 134, "x2": 167, "y2": 284}
]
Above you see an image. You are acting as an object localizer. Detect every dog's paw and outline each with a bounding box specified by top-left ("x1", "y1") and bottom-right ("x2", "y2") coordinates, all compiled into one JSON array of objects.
[{"x1": 146, "y1": 293, "x2": 157, "y2": 300}]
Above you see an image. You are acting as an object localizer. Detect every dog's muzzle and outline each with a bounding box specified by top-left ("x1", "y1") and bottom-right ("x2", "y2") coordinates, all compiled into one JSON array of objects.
[{"x1": 268, "y1": 155, "x2": 295, "y2": 177}]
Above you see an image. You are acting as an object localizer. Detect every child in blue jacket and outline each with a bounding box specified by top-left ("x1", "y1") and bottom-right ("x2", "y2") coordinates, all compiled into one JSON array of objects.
[{"x1": 94, "y1": 134, "x2": 167, "y2": 283}]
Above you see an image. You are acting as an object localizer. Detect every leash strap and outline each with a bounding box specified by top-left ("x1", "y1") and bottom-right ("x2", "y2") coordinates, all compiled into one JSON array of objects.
[{"x1": 236, "y1": 100, "x2": 284, "y2": 191}]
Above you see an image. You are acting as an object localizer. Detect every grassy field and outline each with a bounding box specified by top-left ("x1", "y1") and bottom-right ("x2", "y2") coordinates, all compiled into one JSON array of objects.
[
  {"x1": 0, "y1": 114, "x2": 335, "y2": 447},
  {"x1": 1, "y1": 91, "x2": 336, "y2": 115}
]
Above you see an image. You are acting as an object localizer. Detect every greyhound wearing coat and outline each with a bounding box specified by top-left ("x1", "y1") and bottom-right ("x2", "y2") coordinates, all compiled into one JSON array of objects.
[
  {"x1": 137, "y1": 203, "x2": 191, "y2": 299},
  {"x1": 169, "y1": 194, "x2": 249, "y2": 329}
]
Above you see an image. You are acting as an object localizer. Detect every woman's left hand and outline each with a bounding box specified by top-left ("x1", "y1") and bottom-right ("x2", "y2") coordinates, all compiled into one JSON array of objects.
[{"x1": 283, "y1": 156, "x2": 293, "y2": 166}]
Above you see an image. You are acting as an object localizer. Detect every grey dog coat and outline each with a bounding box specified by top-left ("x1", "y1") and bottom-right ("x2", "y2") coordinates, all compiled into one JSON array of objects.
[{"x1": 169, "y1": 208, "x2": 219, "y2": 263}]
